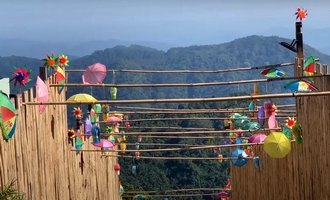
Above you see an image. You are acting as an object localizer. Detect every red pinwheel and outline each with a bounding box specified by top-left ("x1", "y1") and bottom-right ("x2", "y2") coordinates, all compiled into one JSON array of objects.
[
  {"x1": 11, "y1": 67, "x2": 31, "y2": 87},
  {"x1": 295, "y1": 8, "x2": 307, "y2": 21}
]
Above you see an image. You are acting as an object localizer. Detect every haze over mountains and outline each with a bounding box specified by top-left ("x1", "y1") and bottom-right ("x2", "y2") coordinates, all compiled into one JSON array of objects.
[{"x1": 1, "y1": 35, "x2": 330, "y2": 97}]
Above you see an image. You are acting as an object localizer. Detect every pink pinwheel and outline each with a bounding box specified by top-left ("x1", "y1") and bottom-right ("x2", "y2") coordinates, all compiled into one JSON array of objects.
[
  {"x1": 36, "y1": 76, "x2": 49, "y2": 113},
  {"x1": 82, "y1": 63, "x2": 107, "y2": 84},
  {"x1": 92, "y1": 139, "x2": 114, "y2": 148}
]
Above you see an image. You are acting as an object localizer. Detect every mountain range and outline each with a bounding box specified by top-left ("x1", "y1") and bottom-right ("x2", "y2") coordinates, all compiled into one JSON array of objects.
[{"x1": 1, "y1": 35, "x2": 330, "y2": 98}]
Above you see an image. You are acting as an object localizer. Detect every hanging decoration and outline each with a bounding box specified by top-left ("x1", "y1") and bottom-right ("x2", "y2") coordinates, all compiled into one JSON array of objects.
[
  {"x1": 55, "y1": 66, "x2": 66, "y2": 94},
  {"x1": 264, "y1": 132, "x2": 291, "y2": 158},
  {"x1": 111, "y1": 87, "x2": 118, "y2": 99},
  {"x1": 260, "y1": 67, "x2": 285, "y2": 78},
  {"x1": 304, "y1": 56, "x2": 315, "y2": 77},
  {"x1": 36, "y1": 76, "x2": 49, "y2": 113},
  {"x1": 284, "y1": 80, "x2": 318, "y2": 92},
  {"x1": 0, "y1": 92, "x2": 17, "y2": 140}
]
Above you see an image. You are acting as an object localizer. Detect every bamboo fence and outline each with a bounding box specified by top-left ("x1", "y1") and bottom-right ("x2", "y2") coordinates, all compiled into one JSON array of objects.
[
  {"x1": 0, "y1": 76, "x2": 121, "y2": 200},
  {"x1": 230, "y1": 66, "x2": 330, "y2": 199}
]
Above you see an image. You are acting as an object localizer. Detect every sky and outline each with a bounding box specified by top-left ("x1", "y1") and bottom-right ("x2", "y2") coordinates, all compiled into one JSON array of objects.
[{"x1": 1, "y1": 0, "x2": 330, "y2": 53}]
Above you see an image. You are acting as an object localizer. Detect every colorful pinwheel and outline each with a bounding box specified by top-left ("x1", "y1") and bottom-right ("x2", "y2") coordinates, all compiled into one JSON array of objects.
[
  {"x1": 285, "y1": 117, "x2": 296, "y2": 129},
  {"x1": 43, "y1": 53, "x2": 58, "y2": 69},
  {"x1": 295, "y1": 8, "x2": 308, "y2": 21},
  {"x1": 260, "y1": 67, "x2": 285, "y2": 78},
  {"x1": 72, "y1": 107, "x2": 83, "y2": 119},
  {"x1": 58, "y1": 54, "x2": 69, "y2": 68},
  {"x1": 284, "y1": 80, "x2": 318, "y2": 92},
  {"x1": 10, "y1": 67, "x2": 31, "y2": 87}
]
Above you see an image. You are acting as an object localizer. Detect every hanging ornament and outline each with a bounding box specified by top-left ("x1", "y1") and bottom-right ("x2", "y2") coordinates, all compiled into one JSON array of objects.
[
  {"x1": 111, "y1": 87, "x2": 118, "y2": 99},
  {"x1": 72, "y1": 107, "x2": 83, "y2": 119},
  {"x1": 114, "y1": 163, "x2": 121, "y2": 175},
  {"x1": 135, "y1": 151, "x2": 141, "y2": 159}
]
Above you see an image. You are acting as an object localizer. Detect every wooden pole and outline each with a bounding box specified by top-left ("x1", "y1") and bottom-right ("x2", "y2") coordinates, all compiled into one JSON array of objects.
[
  {"x1": 115, "y1": 104, "x2": 296, "y2": 111},
  {"x1": 98, "y1": 116, "x2": 292, "y2": 123},
  {"x1": 24, "y1": 91, "x2": 330, "y2": 105},
  {"x1": 295, "y1": 21, "x2": 304, "y2": 77},
  {"x1": 49, "y1": 75, "x2": 328, "y2": 88},
  {"x1": 86, "y1": 128, "x2": 280, "y2": 136}
]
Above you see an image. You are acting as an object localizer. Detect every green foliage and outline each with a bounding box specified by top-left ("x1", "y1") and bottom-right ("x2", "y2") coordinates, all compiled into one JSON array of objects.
[{"x1": 0, "y1": 180, "x2": 24, "y2": 200}]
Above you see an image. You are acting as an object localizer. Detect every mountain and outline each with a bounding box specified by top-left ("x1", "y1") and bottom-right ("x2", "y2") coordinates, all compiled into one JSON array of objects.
[
  {"x1": 2, "y1": 35, "x2": 330, "y2": 96},
  {"x1": 67, "y1": 35, "x2": 330, "y2": 100}
]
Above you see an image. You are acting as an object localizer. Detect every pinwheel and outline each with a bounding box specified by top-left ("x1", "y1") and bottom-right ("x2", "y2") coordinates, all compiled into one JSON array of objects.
[
  {"x1": 10, "y1": 67, "x2": 31, "y2": 87},
  {"x1": 285, "y1": 117, "x2": 296, "y2": 129},
  {"x1": 284, "y1": 80, "x2": 318, "y2": 92},
  {"x1": 260, "y1": 67, "x2": 285, "y2": 78},
  {"x1": 58, "y1": 54, "x2": 69, "y2": 68},
  {"x1": 72, "y1": 107, "x2": 83, "y2": 119},
  {"x1": 295, "y1": 8, "x2": 308, "y2": 21},
  {"x1": 43, "y1": 53, "x2": 58, "y2": 69}
]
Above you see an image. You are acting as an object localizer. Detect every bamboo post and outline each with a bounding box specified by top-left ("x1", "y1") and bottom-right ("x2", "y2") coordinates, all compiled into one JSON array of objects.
[{"x1": 48, "y1": 75, "x2": 328, "y2": 88}]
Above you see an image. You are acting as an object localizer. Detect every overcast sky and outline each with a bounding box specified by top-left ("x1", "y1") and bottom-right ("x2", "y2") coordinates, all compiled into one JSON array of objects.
[{"x1": 1, "y1": 0, "x2": 329, "y2": 48}]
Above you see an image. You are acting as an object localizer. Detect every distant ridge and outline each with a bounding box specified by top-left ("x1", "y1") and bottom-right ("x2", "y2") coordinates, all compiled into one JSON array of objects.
[{"x1": 1, "y1": 35, "x2": 330, "y2": 95}]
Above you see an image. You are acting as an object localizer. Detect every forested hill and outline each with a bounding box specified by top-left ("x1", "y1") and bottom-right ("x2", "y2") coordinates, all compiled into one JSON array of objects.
[
  {"x1": 68, "y1": 35, "x2": 330, "y2": 100},
  {"x1": 1, "y1": 35, "x2": 330, "y2": 97}
]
